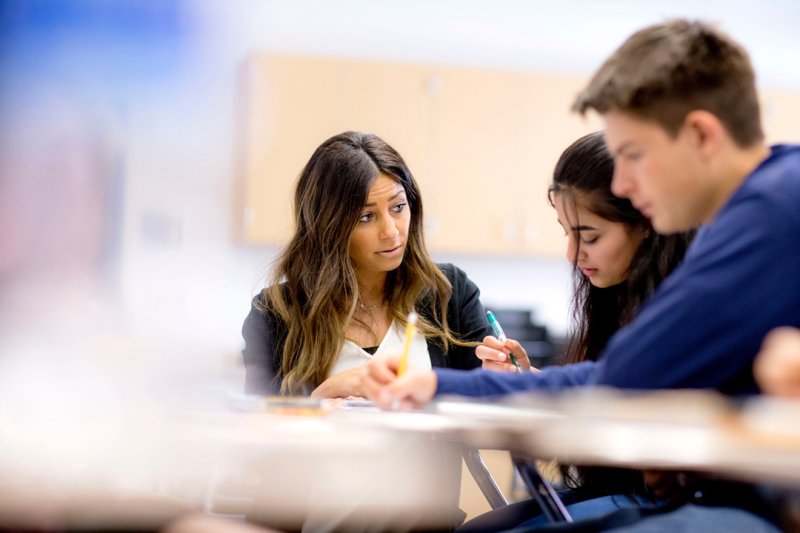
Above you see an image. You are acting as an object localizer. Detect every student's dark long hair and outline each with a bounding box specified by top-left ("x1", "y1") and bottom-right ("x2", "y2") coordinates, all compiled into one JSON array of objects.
[
  {"x1": 548, "y1": 132, "x2": 694, "y2": 494},
  {"x1": 263, "y1": 131, "x2": 469, "y2": 394}
]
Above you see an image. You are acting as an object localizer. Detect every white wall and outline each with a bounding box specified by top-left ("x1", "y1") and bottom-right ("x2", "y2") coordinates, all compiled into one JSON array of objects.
[{"x1": 117, "y1": 0, "x2": 800, "y2": 360}]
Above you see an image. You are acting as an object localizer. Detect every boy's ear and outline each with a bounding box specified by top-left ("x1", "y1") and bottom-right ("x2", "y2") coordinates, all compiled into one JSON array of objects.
[{"x1": 682, "y1": 110, "x2": 724, "y2": 159}]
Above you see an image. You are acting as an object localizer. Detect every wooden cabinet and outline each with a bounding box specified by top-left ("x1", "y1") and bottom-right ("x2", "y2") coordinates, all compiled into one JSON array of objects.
[
  {"x1": 419, "y1": 67, "x2": 601, "y2": 255},
  {"x1": 240, "y1": 53, "x2": 800, "y2": 255},
  {"x1": 240, "y1": 53, "x2": 602, "y2": 256}
]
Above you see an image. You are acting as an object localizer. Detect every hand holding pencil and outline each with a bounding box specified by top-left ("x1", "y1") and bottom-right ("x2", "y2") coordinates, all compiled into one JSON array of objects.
[{"x1": 361, "y1": 311, "x2": 437, "y2": 410}]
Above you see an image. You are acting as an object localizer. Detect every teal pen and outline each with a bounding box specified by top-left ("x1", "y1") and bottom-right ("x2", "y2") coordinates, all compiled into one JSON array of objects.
[{"x1": 485, "y1": 310, "x2": 522, "y2": 373}]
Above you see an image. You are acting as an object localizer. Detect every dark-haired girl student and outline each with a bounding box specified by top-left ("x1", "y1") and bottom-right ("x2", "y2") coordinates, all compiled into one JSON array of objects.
[
  {"x1": 480, "y1": 131, "x2": 692, "y2": 373},
  {"x1": 460, "y1": 131, "x2": 695, "y2": 531},
  {"x1": 242, "y1": 131, "x2": 491, "y2": 398}
]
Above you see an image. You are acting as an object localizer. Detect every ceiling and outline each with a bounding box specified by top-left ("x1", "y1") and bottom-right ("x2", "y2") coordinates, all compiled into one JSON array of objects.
[{"x1": 213, "y1": 0, "x2": 800, "y2": 89}]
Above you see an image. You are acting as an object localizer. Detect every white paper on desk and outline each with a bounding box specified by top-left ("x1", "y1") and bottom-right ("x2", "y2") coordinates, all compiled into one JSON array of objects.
[{"x1": 434, "y1": 398, "x2": 562, "y2": 422}]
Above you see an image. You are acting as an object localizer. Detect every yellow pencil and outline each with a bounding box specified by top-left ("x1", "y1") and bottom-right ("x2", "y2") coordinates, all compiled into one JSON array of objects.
[{"x1": 396, "y1": 311, "x2": 418, "y2": 377}]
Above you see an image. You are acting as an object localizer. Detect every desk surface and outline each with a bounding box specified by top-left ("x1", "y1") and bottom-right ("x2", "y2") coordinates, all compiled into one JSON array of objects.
[
  {"x1": 433, "y1": 390, "x2": 800, "y2": 488},
  {"x1": 3, "y1": 389, "x2": 799, "y2": 530},
  {"x1": 235, "y1": 391, "x2": 800, "y2": 487},
  {"x1": 0, "y1": 396, "x2": 466, "y2": 531}
]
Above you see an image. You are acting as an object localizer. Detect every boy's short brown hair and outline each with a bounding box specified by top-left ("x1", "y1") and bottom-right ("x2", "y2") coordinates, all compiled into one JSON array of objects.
[{"x1": 574, "y1": 19, "x2": 763, "y2": 147}]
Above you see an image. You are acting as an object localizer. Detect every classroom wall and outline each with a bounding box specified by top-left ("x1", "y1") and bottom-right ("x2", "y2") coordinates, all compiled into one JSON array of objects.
[{"x1": 115, "y1": 0, "x2": 800, "y2": 365}]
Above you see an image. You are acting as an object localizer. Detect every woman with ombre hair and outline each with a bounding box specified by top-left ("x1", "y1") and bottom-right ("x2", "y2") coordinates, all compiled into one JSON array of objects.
[{"x1": 242, "y1": 131, "x2": 491, "y2": 397}]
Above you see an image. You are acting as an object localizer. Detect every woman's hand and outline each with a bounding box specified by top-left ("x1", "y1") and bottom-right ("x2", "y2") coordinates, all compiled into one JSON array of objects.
[
  {"x1": 360, "y1": 354, "x2": 437, "y2": 410},
  {"x1": 310, "y1": 366, "x2": 366, "y2": 398},
  {"x1": 476, "y1": 335, "x2": 533, "y2": 372},
  {"x1": 754, "y1": 327, "x2": 800, "y2": 397}
]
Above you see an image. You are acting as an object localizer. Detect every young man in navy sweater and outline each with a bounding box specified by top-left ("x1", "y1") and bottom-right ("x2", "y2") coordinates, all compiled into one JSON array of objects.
[{"x1": 363, "y1": 19, "x2": 798, "y2": 532}]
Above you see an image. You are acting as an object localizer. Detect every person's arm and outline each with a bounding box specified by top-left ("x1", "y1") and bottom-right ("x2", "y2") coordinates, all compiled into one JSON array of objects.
[
  {"x1": 241, "y1": 294, "x2": 281, "y2": 395},
  {"x1": 361, "y1": 354, "x2": 600, "y2": 409},
  {"x1": 598, "y1": 193, "x2": 800, "y2": 393},
  {"x1": 310, "y1": 367, "x2": 366, "y2": 398},
  {"x1": 435, "y1": 360, "x2": 598, "y2": 396}
]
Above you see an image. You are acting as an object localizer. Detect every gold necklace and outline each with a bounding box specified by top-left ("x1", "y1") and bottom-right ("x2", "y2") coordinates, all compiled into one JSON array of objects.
[{"x1": 358, "y1": 296, "x2": 381, "y2": 313}]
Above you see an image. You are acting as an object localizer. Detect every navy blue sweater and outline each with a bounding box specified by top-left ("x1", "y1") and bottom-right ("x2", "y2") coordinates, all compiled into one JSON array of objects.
[{"x1": 438, "y1": 145, "x2": 800, "y2": 398}]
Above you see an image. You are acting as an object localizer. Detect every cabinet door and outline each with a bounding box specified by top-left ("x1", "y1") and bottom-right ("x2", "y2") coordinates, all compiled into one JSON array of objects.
[
  {"x1": 241, "y1": 54, "x2": 432, "y2": 245},
  {"x1": 423, "y1": 67, "x2": 601, "y2": 255}
]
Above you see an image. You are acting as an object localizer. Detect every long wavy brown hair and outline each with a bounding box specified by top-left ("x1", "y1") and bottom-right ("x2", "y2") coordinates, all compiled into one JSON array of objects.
[{"x1": 262, "y1": 131, "x2": 470, "y2": 394}]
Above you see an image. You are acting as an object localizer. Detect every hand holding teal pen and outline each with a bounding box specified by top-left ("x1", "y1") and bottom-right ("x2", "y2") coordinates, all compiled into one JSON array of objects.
[{"x1": 485, "y1": 310, "x2": 522, "y2": 373}]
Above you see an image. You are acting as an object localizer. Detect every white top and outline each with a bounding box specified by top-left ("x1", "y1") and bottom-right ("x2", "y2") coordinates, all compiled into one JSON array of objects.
[{"x1": 328, "y1": 319, "x2": 432, "y2": 378}]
